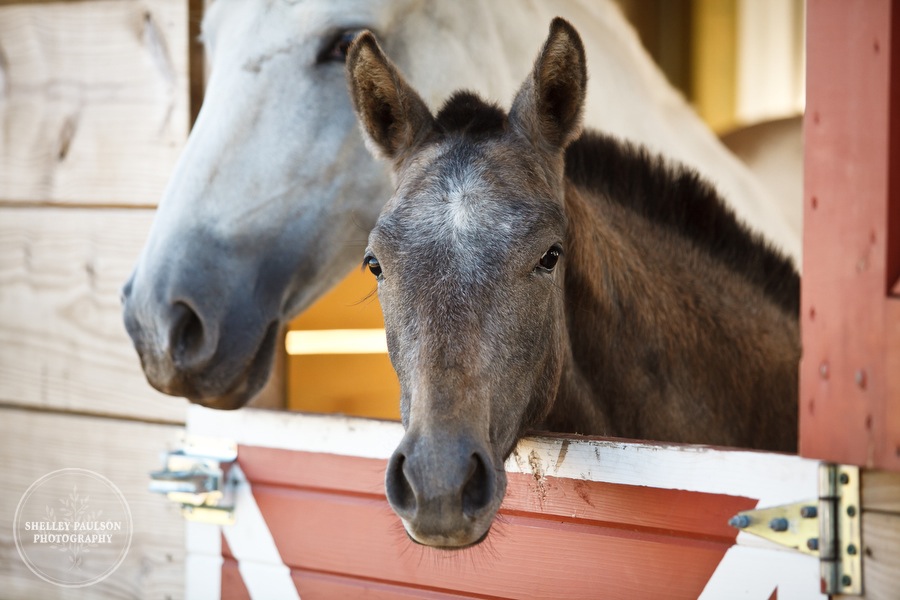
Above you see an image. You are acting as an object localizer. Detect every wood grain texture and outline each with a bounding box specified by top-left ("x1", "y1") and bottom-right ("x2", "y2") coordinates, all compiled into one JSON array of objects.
[
  {"x1": 0, "y1": 407, "x2": 185, "y2": 599},
  {"x1": 801, "y1": 0, "x2": 900, "y2": 471},
  {"x1": 292, "y1": 570, "x2": 485, "y2": 600},
  {"x1": 250, "y1": 484, "x2": 734, "y2": 600},
  {"x1": 231, "y1": 446, "x2": 757, "y2": 599},
  {"x1": 862, "y1": 470, "x2": 900, "y2": 513},
  {"x1": 236, "y1": 445, "x2": 755, "y2": 543},
  {"x1": 0, "y1": 0, "x2": 189, "y2": 205},
  {"x1": 858, "y1": 512, "x2": 900, "y2": 600},
  {"x1": 0, "y1": 206, "x2": 188, "y2": 422}
]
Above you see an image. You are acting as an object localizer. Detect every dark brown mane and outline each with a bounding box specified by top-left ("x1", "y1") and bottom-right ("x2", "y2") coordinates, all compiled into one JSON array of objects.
[
  {"x1": 435, "y1": 91, "x2": 507, "y2": 137},
  {"x1": 565, "y1": 131, "x2": 800, "y2": 316}
]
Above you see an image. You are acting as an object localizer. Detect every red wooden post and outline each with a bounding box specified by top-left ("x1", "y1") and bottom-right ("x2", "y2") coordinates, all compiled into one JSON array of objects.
[{"x1": 802, "y1": 0, "x2": 900, "y2": 471}]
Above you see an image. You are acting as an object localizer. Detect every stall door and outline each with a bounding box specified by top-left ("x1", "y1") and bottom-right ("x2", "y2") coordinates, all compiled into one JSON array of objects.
[{"x1": 171, "y1": 406, "x2": 823, "y2": 599}]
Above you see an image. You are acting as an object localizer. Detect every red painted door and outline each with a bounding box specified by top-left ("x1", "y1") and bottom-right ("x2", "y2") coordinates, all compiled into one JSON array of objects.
[
  {"x1": 801, "y1": 0, "x2": 900, "y2": 472},
  {"x1": 181, "y1": 407, "x2": 823, "y2": 599}
]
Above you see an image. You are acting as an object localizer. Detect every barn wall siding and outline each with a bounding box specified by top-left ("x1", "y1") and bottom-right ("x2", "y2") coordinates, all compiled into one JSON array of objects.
[
  {"x1": 0, "y1": 0, "x2": 190, "y2": 206},
  {"x1": 0, "y1": 0, "x2": 192, "y2": 596},
  {"x1": 0, "y1": 207, "x2": 187, "y2": 422},
  {"x1": 0, "y1": 408, "x2": 185, "y2": 599}
]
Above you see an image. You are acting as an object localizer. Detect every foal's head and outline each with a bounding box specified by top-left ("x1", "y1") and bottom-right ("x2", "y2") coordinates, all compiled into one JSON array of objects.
[{"x1": 347, "y1": 19, "x2": 586, "y2": 548}]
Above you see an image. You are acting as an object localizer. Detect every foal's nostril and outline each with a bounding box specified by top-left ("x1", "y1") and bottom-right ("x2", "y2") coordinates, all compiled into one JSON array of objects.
[
  {"x1": 462, "y1": 452, "x2": 492, "y2": 517},
  {"x1": 385, "y1": 452, "x2": 416, "y2": 516},
  {"x1": 169, "y1": 301, "x2": 206, "y2": 367}
]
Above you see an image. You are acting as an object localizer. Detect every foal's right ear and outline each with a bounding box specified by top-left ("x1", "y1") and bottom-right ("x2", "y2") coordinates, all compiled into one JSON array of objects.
[
  {"x1": 509, "y1": 18, "x2": 587, "y2": 152},
  {"x1": 346, "y1": 32, "x2": 435, "y2": 164}
]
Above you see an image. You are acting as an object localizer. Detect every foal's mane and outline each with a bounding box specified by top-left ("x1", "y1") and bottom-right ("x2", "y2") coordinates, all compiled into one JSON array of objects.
[
  {"x1": 433, "y1": 92, "x2": 800, "y2": 316},
  {"x1": 565, "y1": 132, "x2": 799, "y2": 315}
]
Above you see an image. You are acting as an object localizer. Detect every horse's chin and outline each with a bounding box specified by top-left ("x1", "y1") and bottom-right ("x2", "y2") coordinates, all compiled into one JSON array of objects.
[
  {"x1": 402, "y1": 521, "x2": 493, "y2": 551},
  {"x1": 146, "y1": 321, "x2": 280, "y2": 411},
  {"x1": 184, "y1": 386, "x2": 259, "y2": 411}
]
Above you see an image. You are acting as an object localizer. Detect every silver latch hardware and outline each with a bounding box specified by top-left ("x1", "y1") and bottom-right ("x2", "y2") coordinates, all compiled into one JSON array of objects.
[
  {"x1": 728, "y1": 463, "x2": 862, "y2": 596},
  {"x1": 149, "y1": 435, "x2": 238, "y2": 525}
]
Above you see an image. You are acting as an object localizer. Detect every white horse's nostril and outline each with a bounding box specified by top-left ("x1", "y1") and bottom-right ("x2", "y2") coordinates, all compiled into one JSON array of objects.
[{"x1": 168, "y1": 301, "x2": 208, "y2": 368}]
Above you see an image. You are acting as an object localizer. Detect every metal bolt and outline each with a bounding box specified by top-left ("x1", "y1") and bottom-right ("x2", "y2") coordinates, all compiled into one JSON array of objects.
[
  {"x1": 842, "y1": 575, "x2": 852, "y2": 587},
  {"x1": 807, "y1": 538, "x2": 819, "y2": 551},
  {"x1": 840, "y1": 472, "x2": 850, "y2": 485},
  {"x1": 800, "y1": 505, "x2": 817, "y2": 518},
  {"x1": 855, "y1": 369, "x2": 867, "y2": 389},
  {"x1": 769, "y1": 517, "x2": 789, "y2": 532},
  {"x1": 847, "y1": 505, "x2": 857, "y2": 517},
  {"x1": 819, "y1": 362, "x2": 829, "y2": 379},
  {"x1": 729, "y1": 515, "x2": 751, "y2": 529},
  {"x1": 847, "y1": 544, "x2": 857, "y2": 555}
]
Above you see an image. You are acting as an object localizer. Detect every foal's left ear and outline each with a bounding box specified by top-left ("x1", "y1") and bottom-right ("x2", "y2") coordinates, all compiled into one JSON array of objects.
[
  {"x1": 346, "y1": 32, "x2": 435, "y2": 164},
  {"x1": 509, "y1": 18, "x2": 587, "y2": 151}
]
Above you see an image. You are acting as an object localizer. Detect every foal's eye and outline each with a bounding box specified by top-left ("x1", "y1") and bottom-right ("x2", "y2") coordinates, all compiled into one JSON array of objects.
[
  {"x1": 537, "y1": 244, "x2": 563, "y2": 272},
  {"x1": 318, "y1": 29, "x2": 365, "y2": 63},
  {"x1": 364, "y1": 254, "x2": 383, "y2": 278}
]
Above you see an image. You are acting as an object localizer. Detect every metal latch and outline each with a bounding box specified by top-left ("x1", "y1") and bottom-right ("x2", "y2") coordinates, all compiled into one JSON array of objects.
[
  {"x1": 150, "y1": 435, "x2": 237, "y2": 525},
  {"x1": 728, "y1": 464, "x2": 862, "y2": 596}
]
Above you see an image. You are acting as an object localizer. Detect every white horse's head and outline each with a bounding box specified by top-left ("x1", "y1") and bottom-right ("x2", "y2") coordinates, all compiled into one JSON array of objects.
[
  {"x1": 122, "y1": 0, "x2": 799, "y2": 409},
  {"x1": 121, "y1": 0, "x2": 543, "y2": 408}
]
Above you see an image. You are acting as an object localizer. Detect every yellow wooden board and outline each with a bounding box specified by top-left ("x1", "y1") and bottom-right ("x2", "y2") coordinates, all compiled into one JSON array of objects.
[{"x1": 288, "y1": 269, "x2": 400, "y2": 420}]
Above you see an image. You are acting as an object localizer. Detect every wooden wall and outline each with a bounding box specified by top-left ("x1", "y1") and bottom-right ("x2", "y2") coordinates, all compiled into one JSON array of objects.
[{"x1": 0, "y1": 0, "x2": 193, "y2": 596}]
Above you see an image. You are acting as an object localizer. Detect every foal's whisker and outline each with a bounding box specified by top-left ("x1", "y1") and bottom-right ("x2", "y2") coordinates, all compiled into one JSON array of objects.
[{"x1": 348, "y1": 286, "x2": 379, "y2": 307}]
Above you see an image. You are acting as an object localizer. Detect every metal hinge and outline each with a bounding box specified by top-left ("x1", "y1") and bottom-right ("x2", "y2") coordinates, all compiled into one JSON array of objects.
[
  {"x1": 728, "y1": 464, "x2": 862, "y2": 596},
  {"x1": 149, "y1": 435, "x2": 237, "y2": 525}
]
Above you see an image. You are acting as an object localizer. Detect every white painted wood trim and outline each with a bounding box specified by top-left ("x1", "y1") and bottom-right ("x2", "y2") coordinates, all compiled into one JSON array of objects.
[
  {"x1": 187, "y1": 406, "x2": 819, "y2": 506},
  {"x1": 185, "y1": 521, "x2": 223, "y2": 600},
  {"x1": 701, "y1": 546, "x2": 823, "y2": 599},
  {"x1": 224, "y1": 465, "x2": 299, "y2": 600},
  {"x1": 184, "y1": 465, "x2": 300, "y2": 600}
]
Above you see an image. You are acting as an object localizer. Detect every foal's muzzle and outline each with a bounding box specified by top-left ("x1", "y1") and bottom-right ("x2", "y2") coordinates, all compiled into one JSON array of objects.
[{"x1": 384, "y1": 432, "x2": 505, "y2": 549}]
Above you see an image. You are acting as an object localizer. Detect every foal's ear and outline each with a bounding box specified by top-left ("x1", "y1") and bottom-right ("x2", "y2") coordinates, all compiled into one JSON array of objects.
[
  {"x1": 509, "y1": 18, "x2": 587, "y2": 151},
  {"x1": 346, "y1": 32, "x2": 435, "y2": 164}
]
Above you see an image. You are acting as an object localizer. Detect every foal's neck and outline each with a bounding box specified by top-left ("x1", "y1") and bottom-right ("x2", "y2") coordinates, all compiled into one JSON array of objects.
[
  {"x1": 544, "y1": 182, "x2": 638, "y2": 436},
  {"x1": 545, "y1": 180, "x2": 799, "y2": 450}
]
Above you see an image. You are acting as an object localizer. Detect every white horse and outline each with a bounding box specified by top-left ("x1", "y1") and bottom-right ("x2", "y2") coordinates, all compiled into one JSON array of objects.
[{"x1": 122, "y1": 0, "x2": 800, "y2": 409}]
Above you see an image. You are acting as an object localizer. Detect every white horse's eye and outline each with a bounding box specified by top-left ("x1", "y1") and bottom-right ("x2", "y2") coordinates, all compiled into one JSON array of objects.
[{"x1": 318, "y1": 29, "x2": 366, "y2": 63}]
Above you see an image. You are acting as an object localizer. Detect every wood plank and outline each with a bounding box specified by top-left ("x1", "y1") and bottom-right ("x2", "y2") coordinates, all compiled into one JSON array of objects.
[
  {"x1": 862, "y1": 470, "x2": 900, "y2": 513},
  {"x1": 236, "y1": 445, "x2": 756, "y2": 543},
  {"x1": 859, "y1": 512, "x2": 900, "y2": 600},
  {"x1": 187, "y1": 407, "x2": 820, "y2": 507},
  {"x1": 252, "y1": 484, "x2": 733, "y2": 600},
  {"x1": 287, "y1": 268, "x2": 400, "y2": 419},
  {"x1": 292, "y1": 570, "x2": 487, "y2": 600},
  {"x1": 0, "y1": 406, "x2": 185, "y2": 599},
  {"x1": 224, "y1": 543, "x2": 474, "y2": 600},
  {"x1": 801, "y1": 0, "x2": 900, "y2": 471},
  {"x1": 0, "y1": 206, "x2": 187, "y2": 422},
  {"x1": 0, "y1": 0, "x2": 190, "y2": 205},
  {"x1": 221, "y1": 558, "x2": 252, "y2": 600}
]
